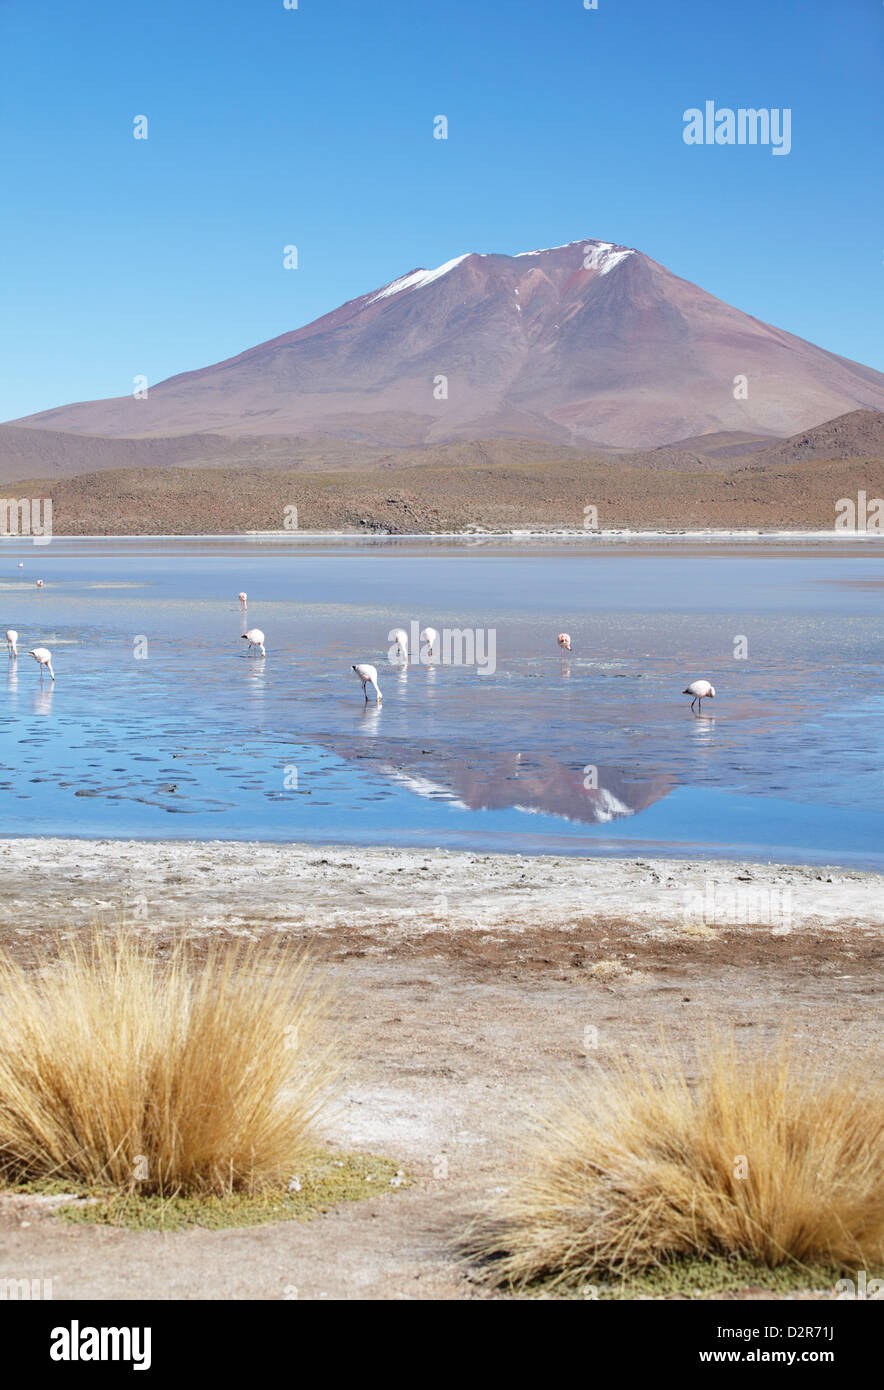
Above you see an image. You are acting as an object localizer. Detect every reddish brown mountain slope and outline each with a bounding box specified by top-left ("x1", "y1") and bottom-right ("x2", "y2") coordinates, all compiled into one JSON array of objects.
[{"x1": 10, "y1": 241, "x2": 884, "y2": 449}]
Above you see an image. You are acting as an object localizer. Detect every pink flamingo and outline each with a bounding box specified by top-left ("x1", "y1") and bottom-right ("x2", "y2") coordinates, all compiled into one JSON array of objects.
[
  {"x1": 352, "y1": 663, "x2": 382, "y2": 702},
  {"x1": 29, "y1": 646, "x2": 54, "y2": 680},
  {"x1": 684, "y1": 679, "x2": 715, "y2": 713}
]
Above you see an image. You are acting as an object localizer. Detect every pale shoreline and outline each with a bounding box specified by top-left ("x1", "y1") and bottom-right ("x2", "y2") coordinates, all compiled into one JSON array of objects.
[
  {"x1": 1, "y1": 837, "x2": 880, "y2": 936},
  {"x1": 8, "y1": 528, "x2": 883, "y2": 541}
]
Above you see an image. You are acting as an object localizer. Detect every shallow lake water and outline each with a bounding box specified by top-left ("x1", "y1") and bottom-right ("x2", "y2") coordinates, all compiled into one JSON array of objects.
[{"x1": 1, "y1": 535, "x2": 882, "y2": 868}]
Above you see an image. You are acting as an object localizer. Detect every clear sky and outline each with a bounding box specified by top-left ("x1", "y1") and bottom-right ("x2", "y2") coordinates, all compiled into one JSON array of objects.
[{"x1": 1, "y1": 0, "x2": 881, "y2": 420}]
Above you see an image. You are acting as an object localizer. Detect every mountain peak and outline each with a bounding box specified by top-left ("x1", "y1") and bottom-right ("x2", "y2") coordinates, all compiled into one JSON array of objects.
[
  {"x1": 511, "y1": 237, "x2": 634, "y2": 270},
  {"x1": 10, "y1": 239, "x2": 884, "y2": 448},
  {"x1": 365, "y1": 239, "x2": 635, "y2": 307}
]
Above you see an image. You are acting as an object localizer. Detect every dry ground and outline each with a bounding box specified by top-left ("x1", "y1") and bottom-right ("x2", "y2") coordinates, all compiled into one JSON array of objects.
[
  {"x1": 0, "y1": 842, "x2": 881, "y2": 1300},
  {"x1": 4, "y1": 409, "x2": 881, "y2": 532},
  {"x1": 7, "y1": 453, "x2": 884, "y2": 534}
]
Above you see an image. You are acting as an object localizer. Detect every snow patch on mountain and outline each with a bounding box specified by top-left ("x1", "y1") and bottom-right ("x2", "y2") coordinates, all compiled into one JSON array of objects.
[
  {"x1": 582, "y1": 243, "x2": 634, "y2": 275},
  {"x1": 368, "y1": 254, "x2": 471, "y2": 304},
  {"x1": 513, "y1": 239, "x2": 633, "y2": 274},
  {"x1": 514, "y1": 241, "x2": 581, "y2": 257}
]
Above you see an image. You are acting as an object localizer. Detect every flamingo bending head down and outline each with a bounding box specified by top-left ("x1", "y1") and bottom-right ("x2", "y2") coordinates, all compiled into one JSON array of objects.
[
  {"x1": 29, "y1": 647, "x2": 54, "y2": 680},
  {"x1": 684, "y1": 679, "x2": 715, "y2": 713},
  {"x1": 353, "y1": 663, "x2": 382, "y2": 702}
]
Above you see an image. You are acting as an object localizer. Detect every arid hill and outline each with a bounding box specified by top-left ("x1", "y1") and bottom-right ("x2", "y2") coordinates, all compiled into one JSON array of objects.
[
  {"x1": 3, "y1": 411, "x2": 880, "y2": 534},
  {"x1": 6, "y1": 454, "x2": 882, "y2": 535},
  {"x1": 0, "y1": 425, "x2": 592, "y2": 487}
]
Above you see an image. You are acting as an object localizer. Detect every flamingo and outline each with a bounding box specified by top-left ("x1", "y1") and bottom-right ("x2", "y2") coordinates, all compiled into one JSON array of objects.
[
  {"x1": 352, "y1": 663, "x2": 382, "y2": 702},
  {"x1": 420, "y1": 626, "x2": 439, "y2": 657},
  {"x1": 242, "y1": 628, "x2": 265, "y2": 657},
  {"x1": 684, "y1": 679, "x2": 715, "y2": 713},
  {"x1": 36, "y1": 579, "x2": 43, "y2": 589},
  {"x1": 17, "y1": 562, "x2": 23, "y2": 569},
  {"x1": 389, "y1": 628, "x2": 408, "y2": 661},
  {"x1": 238, "y1": 592, "x2": 247, "y2": 605},
  {"x1": 558, "y1": 633, "x2": 571, "y2": 652},
  {"x1": 6, "y1": 629, "x2": 18, "y2": 658},
  {"x1": 29, "y1": 647, "x2": 54, "y2": 680}
]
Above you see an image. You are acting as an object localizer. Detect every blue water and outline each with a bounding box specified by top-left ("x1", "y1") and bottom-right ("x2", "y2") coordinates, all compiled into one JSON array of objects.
[{"x1": 1, "y1": 536, "x2": 882, "y2": 868}]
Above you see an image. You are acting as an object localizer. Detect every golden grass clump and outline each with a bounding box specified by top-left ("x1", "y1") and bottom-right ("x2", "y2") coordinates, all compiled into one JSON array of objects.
[
  {"x1": 471, "y1": 1032, "x2": 884, "y2": 1289},
  {"x1": 0, "y1": 931, "x2": 336, "y2": 1196}
]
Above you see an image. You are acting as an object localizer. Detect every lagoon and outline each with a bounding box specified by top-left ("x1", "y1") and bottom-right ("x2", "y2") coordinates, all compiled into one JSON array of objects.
[{"x1": 1, "y1": 535, "x2": 881, "y2": 869}]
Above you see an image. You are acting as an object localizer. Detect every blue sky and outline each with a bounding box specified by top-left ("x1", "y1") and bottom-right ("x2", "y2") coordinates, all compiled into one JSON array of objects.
[{"x1": 1, "y1": 0, "x2": 881, "y2": 420}]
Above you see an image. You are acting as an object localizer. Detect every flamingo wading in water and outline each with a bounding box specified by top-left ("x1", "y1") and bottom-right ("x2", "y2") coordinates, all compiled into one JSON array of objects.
[
  {"x1": 684, "y1": 679, "x2": 715, "y2": 713},
  {"x1": 6, "y1": 630, "x2": 17, "y2": 659},
  {"x1": 352, "y1": 663, "x2": 382, "y2": 702},
  {"x1": 29, "y1": 647, "x2": 54, "y2": 680},
  {"x1": 242, "y1": 628, "x2": 265, "y2": 657},
  {"x1": 238, "y1": 591, "x2": 247, "y2": 606},
  {"x1": 389, "y1": 628, "x2": 408, "y2": 661},
  {"x1": 558, "y1": 633, "x2": 571, "y2": 652}
]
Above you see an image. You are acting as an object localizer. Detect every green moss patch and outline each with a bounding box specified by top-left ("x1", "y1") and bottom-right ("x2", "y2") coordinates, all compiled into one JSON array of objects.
[
  {"x1": 3, "y1": 1152, "x2": 407, "y2": 1232},
  {"x1": 517, "y1": 1253, "x2": 879, "y2": 1300}
]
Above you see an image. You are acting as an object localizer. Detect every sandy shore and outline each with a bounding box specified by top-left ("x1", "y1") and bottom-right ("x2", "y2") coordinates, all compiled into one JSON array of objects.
[{"x1": 1, "y1": 838, "x2": 881, "y2": 1300}]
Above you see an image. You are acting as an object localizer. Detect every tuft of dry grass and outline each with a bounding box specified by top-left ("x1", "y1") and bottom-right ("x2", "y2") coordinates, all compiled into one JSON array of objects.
[
  {"x1": 0, "y1": 931, "x2": 337, "y2": 1196},
  {"x1": 587, "y1": 959, "x2": 630, "y2": 980},
  {"x1": 469, "y1": 1032, "x2": 884, "y2": 1290}
]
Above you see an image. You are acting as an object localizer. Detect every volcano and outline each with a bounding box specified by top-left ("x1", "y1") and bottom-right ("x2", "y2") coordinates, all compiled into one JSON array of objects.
[{"x1": 12, "y1": 239, "x2": 884, "y2": 449}]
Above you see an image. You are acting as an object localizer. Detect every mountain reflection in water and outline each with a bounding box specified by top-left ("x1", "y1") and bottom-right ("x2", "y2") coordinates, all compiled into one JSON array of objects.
[{"x1": 326, "y1": 743, "x2": 674, "y2": 826}]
